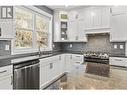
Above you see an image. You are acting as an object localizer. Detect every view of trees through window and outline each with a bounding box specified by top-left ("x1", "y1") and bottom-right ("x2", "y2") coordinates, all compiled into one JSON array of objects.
[{"x1": 15, "y1": 7, "x2": 50, "y2": 49}]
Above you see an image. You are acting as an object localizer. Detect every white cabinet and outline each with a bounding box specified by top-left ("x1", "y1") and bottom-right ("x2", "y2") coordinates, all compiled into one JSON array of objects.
[
  {"x1": 68, "y1": 11, "x2": 78, "y2": 21},
  {"x1": 39, "y1": 54, "x2": 65, "y2": 89},
  {"x1": 68, "y1": 20, "x2": 77, "y2": 41},
  {"x1": 0, "y1": 20, "x2": 14, "y2": 39},
  {"x1": 54, "y1": 11, "x2": 68, "y2": 42},
  {"x1": 110, "y1": 57, "x2": 127, "y2": 67},
  {"x1": 0, "y1": 65, "x2": 13, "y2": 89},
  {"x1": 84, "y1": 8, "x2": 93, "y2": 30},
  {"x1": 72, "y1": 54, "x2": 84, "y2": 64},
  {"x1": 84, "y1": 7, "x2": 110, "y2": 30},
  {"x1": 65, "y1": 54, "x2": 84, "y2": 73},
  {"x1": 101, "y1": 8, "x2": 110, "y2": 28},
  {"x1": 58, "y1": 54, "x2": 65, "y2": 74},
  {"x1": 65, "y1": 54, "x2": 73, "y2": 73},
  {"x1": 111, "y1": 6, "x2": 127, "y2": 14},
  {"x1": 110, "y1": 13, "x2": 127, "y2": 41},
  {"x1": 68, "y1": 9, "x2": 87, "y2": 42}
]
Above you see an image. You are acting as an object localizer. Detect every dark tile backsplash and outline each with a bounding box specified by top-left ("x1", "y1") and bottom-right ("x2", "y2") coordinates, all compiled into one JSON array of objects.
[
  {"x1": 111, "y1": 42, "x2": 125, "y2": 56},
  {"x1": 61, "y1": 34, "x2": 126, "y2": 56},
  {"x1": 0, "y1": 40, "x2": 11, "y2": 56},
  {"x1": 61, "y1": 34, "x2": 111, "y2": 53}
]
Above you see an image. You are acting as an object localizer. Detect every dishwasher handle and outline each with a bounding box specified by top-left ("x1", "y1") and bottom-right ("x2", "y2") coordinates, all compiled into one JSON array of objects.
[{"x1": 14, "y1": 63, "x2": 39, "y2": 71}]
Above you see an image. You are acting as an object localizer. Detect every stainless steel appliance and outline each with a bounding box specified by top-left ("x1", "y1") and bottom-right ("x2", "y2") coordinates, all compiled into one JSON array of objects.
[
  {"x1": 84, "y1": 52, "x2": 109, "y2": 64},
  {"x1": 13, "y1": 59, "x2": 40, "y2": 89},
  {"x1": 84, "y1": 52, "x2": 110, "y2": 77}
]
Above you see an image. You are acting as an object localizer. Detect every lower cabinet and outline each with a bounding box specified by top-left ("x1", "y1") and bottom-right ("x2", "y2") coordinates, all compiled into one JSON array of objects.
[
  {"x1": 40, "y1": 54, "x2": 65, "y2": 89},
  {"x1": 65, "y1": 54, "x2": 84, "y2": 73},
  {"x1": 40, "y1": 53, "x2": 84, "y2": 89},
  {"x1": 0, "y1": 65, "x2": 13, "y2": 89},
  {"x1": 110, "y1": 57, "x2": 127, "y2": 67}
]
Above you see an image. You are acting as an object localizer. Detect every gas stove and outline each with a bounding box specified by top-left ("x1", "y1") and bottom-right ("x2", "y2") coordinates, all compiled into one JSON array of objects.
[
  {"x1": 84, "y1": 52, "x2": 109, "y2": 64},
  {"x1": 84, "y1": 52, "x2": 109, "y2": 59}
]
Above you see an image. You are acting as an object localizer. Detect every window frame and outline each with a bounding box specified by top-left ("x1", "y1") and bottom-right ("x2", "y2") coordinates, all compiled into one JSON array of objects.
[{"x1": 12, "y1": 6, "x2": 53, "y2": 55}]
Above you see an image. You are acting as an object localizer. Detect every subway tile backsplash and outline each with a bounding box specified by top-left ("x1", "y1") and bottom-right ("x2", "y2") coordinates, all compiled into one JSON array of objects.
[{"x1": 0, "y1": 40, "x2": 11, "y2": 56}]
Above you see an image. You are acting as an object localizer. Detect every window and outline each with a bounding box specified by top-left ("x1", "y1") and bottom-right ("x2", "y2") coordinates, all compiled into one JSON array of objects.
[
  {"x1": 36, "y1": 15, "x2": 49, "y2": 48},
  {"x1": 15, "y1": 8, "x2": 33, "y2": 48},
  {"x1": 13, "y1": 7, "x2": 52, "y2": 54}
]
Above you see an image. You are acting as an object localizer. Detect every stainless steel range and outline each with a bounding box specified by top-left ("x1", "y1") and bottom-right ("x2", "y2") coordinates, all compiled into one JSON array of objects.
[
  {"x1": 84, "y1": 52, "x2": 110, "y2": 77},
  {"x1": 84, "y1": 52, "x2": 109, "y2": 64}
]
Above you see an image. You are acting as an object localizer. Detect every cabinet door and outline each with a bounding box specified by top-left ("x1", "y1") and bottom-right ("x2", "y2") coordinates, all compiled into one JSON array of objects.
[
  {"x1": 84, "y1": 9, "x2": 93, "y2": 30},
  {"x1": 65, "y1": 54, "x2": 73, "y2": 73},
  {"x1": 68, "y1": 11, "x2": 77, "y2": 21},
  {"x1": 0, "y1": 75, "x2": 12, "y2": 89},
  {"x1": 111, "y1": 13, "x2": 127, "y2": 41},
  {"x1": 40, "y1": 64, "x2": 48, "y2": 87},
  {"x1": 77, "y1": 19, "x2": 86, "y2": 41},
  {"x1": 48, "y1": 61, "x2": 58, "y2": 81},
  {"x1": 101, "y1": 7, "x2": 110, "y2": 28},
  {"x1": 0, "y1": 21, "x2": 13, "y2": 39},
  {"x1": 68, "y1": 20, "x2": 77, "y2": 41},
  {"x1": 54, "y1": 11, "x2": 61, "y2": 42},
  {"x1": 59, "y1": 55, "x2": 65, "y2": 74},
  {"x1": 112, "y1": 6, "x2": 127, "y2": 14},
  {"x1": 77, "y1": 9, "x2": 85, "y2": 20},
  {"x1": 93, "y1": 8, "x2": 101, "y2": 29}
]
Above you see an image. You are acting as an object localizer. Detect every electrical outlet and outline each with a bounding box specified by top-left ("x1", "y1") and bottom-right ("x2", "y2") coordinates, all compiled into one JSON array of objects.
[
  {"x1": 5, "y1": 45, "x2": 9, "y2": 50},
  {"x1": 70, "y1": 44, "x2": 72, "y2": 48},
  {"x1": 53, "y1": 44, "x2": 55, "y2": 48}
]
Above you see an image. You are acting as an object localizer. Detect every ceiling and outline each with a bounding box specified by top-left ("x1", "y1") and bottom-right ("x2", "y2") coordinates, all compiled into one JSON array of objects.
[
  {"x1": 47, "y1": 5, "x2": 112, "y2": 11},
  {"x1": 47, "y1": 5, "x2": 85, "y2": 11}
]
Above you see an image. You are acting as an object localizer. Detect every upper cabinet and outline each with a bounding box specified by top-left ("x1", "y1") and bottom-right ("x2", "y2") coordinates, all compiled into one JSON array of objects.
[
  {"x1": 0, "y1": 20, "x2": 14, "y2": 39},
  {"x1": 110, "y1": 13, "x2": 127, "y2": 41},
  {"x1": 111, "y1": 6, "x2": 127, "y2": 15},
  {"x1": 54, "y1": 11, "x2": 68, "y2": 42},
  {"x1": 84, "y1": 7, "x2": 111, "y2": 30},
  {"x1": 54, "y1": 7, "x2": 111, "y2": 42},
  {"x1": 54, "y1": 10, "x2": 87, "y2": 42},
  {"x1": 110, "y1": 6, "x2": 127, "y2": 41},
  {"x1": 67, "y1": 9, "x2": 87, "y2": 42}
]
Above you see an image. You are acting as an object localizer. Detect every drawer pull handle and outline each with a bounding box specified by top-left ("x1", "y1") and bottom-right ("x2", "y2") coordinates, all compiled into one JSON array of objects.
[
  {"x1": 115, "y1": 59, "x2": 122, "y2": 61},
  {"x1": 0, "y1": 70, "x2": 7, "y2": 74},
  {"x1": 49, "y1": 63, "x2": 53, "y2": 69},
  {"x1": 76, "y1": 62, "x2": 80, "y2": 63},
  {"x1": 76, "y1": 56, "x2": 80, "y2": 57}
]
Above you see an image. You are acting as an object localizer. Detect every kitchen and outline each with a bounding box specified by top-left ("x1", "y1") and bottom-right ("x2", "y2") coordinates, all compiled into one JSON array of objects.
[{"x1": 0, "y1": 5, "x2": 127, "y2": 90}]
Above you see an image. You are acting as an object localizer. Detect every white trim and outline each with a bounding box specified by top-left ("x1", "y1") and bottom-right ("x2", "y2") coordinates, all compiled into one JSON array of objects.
[
  {"x1": 12, "y1": 6, "x2": 53, "y2": 55},
  {"x1": 25, "y1": 6, "x2": 52, "y2": 18}
]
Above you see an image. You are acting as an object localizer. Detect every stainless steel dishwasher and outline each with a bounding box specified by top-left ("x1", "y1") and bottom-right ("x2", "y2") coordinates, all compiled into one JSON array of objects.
[{"x1": 13, "y1": 59, "x2": 40, "y2": 89}]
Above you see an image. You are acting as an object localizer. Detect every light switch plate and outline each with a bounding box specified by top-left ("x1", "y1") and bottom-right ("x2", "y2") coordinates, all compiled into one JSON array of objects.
[{"x1": 5, "y1": 45, "x2": 9, "y2": 50}]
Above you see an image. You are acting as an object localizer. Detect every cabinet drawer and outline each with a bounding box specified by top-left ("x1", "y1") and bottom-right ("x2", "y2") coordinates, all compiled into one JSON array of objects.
[
  {"x1": 0, "y1": 65, "x2": 12, "y2": 77},
  {"x1": 72, "y1": 54, "x2": 84, "y2": 63},
  {"x1": 110, "y1": 57, "x2": 127, "y2": 67}
]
